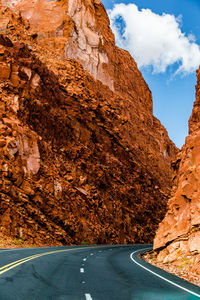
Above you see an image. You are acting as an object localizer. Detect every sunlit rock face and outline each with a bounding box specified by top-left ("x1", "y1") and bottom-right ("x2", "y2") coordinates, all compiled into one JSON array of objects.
[
  {"x1": 66, "y1": 0, "x2": 114, "y2": 90},
  {"x1": 1, "y1": 0, "x2": 64, "y2": 32},
  {"x1": 154, "y1": 67, "x2": 200, "y2": 277},
  {"x1": 1, "y1": 0, "x2": 114, "y2": 90}
]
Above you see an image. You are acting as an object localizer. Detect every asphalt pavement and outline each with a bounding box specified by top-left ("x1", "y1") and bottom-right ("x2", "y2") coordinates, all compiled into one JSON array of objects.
[{"x1": 0, "y1": 244, "x2": 199, "y2": 299}]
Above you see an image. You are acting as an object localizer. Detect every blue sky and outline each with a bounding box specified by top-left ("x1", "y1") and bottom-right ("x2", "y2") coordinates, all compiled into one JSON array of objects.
[{"x1": 101, "y1": 0, "x2": 200, "y2": 149}]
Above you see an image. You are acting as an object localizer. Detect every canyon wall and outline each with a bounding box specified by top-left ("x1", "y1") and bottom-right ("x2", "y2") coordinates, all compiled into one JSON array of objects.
[
  {"x1": 0, "y1": 0, "x2": 177, "y2": 245},
  {"x1": 154, "y1": 67, "x2": 200, "y2": 276}
]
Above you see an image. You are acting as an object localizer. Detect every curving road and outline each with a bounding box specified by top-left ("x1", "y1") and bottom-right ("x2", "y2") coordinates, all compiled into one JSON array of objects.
[{"x1": 0, "y1": 245, "x2": 199, "y2": 299}]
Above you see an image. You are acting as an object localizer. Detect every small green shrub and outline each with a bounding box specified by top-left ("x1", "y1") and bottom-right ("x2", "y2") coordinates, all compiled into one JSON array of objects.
[{"x1": 81, "y1": 241, "x2": 90, "y2": 246}]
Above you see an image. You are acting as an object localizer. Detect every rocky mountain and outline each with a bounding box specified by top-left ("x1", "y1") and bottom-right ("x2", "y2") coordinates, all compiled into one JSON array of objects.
[
  {"x1": 154, "y1": 67, "x2": 200, "y2": 277},
  {"x1": 0, "y1": 0, "x2": 177, "y2": 246}
]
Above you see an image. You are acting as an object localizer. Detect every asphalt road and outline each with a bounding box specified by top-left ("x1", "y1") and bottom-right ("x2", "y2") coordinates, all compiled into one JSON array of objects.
[{"x1": 0, "y1": 245, "x2": 199, "y2": 299}]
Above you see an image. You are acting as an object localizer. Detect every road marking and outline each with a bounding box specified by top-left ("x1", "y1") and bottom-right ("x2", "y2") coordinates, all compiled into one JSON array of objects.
[
  {"x1": 0, "y1": 253, "x2": 41, "y2": 271},
  {"x1": 130, "y1": 249, "x2": 200, "y2": 298},
  {"x1": 85, "y1": 293, "x2": 93, "y2": 300},
  {"x1": 0, "y1": 246, "x2": 104, "y2": 276},
  {"x1": 80, "y1": 268, "x2": 84, "y2": 273},
  {"x1": 82, "y1": 281, "x2": 86, "y2": 284},
  {"x1": 0, "y1": 246, "x2": 59, "y2": 254},
  {"x1": 90, "y1": 253, "x2": 93, "y2": 256},
  {"x1": 0, "y1": 245, "x2": 120, "y2": 276}
]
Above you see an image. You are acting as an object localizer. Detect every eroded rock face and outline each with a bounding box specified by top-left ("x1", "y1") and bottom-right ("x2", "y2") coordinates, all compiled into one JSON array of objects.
[
  {"x1": 0, "y1": 0, "x2": 178, "y2": 246},
  {"x1": 0, "y1": 44, "x2": 40, "y2": 176},
  {"x1": 65, "y1": 0, "x2": 114, "y2": 90},
  {"x1": 1, "y1": 0, "x2": 114, "y2": 90},
  {"x1": 154, "y1": 67, "x2": 200, "y2": 276}
]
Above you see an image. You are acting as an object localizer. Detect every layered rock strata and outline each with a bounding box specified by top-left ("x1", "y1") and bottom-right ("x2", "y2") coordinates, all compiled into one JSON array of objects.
[
  {"x1": 154, "y1": 67, "x2": 200, "y2": 277},
  {"x1": 0, "y1": 0, "x2": 177, "y2": 245}
]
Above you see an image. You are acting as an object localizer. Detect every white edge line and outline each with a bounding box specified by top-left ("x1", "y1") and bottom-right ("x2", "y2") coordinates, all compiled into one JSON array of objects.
[
  {"x1": 85, "y1": 293, "x2": 93, "y2": 300},
  {"x1": 130, "y1": 248, "x2": 200, "y2": 298}
]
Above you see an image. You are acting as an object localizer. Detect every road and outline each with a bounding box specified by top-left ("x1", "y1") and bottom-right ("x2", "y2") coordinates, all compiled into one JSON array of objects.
[{"x1": 0, "y1": 245, "x2": 199, "y2": 299}]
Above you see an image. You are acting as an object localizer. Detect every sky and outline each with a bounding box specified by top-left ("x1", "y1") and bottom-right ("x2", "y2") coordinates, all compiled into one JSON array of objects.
[{"x1": 101, "y1": 0, "x2": 200, "y2": 149}]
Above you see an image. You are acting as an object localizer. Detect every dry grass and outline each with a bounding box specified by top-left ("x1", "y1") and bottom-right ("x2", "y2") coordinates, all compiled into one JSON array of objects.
[{"x1": 0, "y1": 233, "x2": 38, "y2": 249}]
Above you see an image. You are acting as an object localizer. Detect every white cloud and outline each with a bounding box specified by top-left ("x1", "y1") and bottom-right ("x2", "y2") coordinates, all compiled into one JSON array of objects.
[{"x1": 108, "y1": 3, "x2": 200, "y2": 74}]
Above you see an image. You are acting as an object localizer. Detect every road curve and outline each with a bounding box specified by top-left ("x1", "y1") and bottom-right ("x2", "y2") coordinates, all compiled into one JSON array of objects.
[{"x1": 0, "y1": 245, "x2": 199, "y2": 299}]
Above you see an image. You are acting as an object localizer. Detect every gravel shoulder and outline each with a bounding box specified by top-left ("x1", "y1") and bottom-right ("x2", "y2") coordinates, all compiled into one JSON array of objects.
[{"x1": 143, "y1": 250, "x2": 200, "y2": 287}]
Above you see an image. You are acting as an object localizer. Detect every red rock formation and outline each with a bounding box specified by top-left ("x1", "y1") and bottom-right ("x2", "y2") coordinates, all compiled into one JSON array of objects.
[
  {"x1": 154, "y1": 67, "x2": 200, "y2": 277},
  {"x1": 0, "y1": 0, "x2": 177, "y2": 246}
]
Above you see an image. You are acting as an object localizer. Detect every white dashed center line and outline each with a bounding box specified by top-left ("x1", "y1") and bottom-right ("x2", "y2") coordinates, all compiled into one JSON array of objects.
[
  {"x1": 85, "y1": 293, "x2": 93, "y2": 300},
  {"x1": 80, "y1": 268, "x2": 84, "y2": 273},
  {"x1": 83, "y1": 258, "x2": 87, "y2": 261}
]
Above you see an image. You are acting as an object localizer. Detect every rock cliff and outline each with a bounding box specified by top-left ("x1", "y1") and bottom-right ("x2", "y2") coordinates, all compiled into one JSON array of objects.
[
  {"x1": 154, "y1": 67, "x2": 200, "y2": 278},
  {"x1": 0, "y1": 0, "x2": 177, "y2": 245}
]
